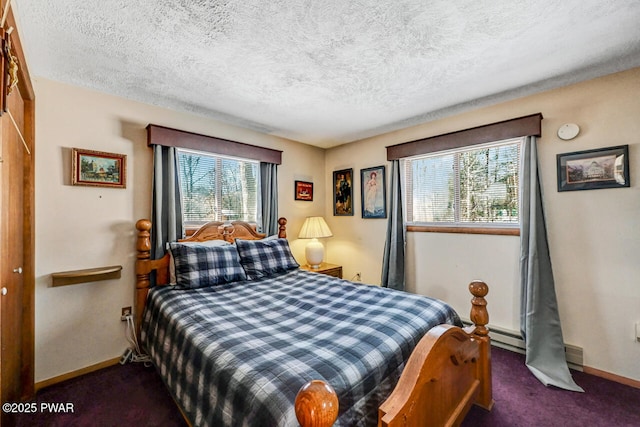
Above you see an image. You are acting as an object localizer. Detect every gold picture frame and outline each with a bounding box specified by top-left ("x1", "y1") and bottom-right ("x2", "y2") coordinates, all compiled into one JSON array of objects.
[{"x1": 72, "y1": 148, "x2": 126, "y2": 188}]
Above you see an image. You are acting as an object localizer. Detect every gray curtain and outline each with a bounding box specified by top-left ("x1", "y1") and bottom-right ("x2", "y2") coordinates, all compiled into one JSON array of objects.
[
  {"x1": 260, "y1": 162, "x2": 278, "y2": 236},
  {"x1": 151, "y1": 145, "x2": 183, "y2": 260},
  {"x1": 381, "y1": 160, "x2": 405, "y2": 290},
  {"x1": 519, "y1": 136, "x2": 583, "y2": 392}
]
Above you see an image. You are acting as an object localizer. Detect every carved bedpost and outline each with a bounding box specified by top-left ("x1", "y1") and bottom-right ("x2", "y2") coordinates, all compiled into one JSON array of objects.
[
  {"x1": 295, "y1": 380, "x2": 339, "y2": 427},
  {"x1": 278, "y1": 217, "x2": 287, "y2": 238},
  {"x1": 469, "y1": 280, "x2": 493, "y2": 410},
  {"x1": 135, "y1": 219, "x2": 152, "y2": 340}
]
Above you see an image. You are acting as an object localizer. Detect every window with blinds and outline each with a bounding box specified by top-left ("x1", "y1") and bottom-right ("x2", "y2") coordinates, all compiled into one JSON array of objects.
[
  {"x1": 177, "y1": 149, "x2": 259, "y2": 226},
  {"x1": 403, "y1": 138, "x2": 522, "y2": 228}
]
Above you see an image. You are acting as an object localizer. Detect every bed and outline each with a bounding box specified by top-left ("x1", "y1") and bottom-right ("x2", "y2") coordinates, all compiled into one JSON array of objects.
[{"x1": 134, "y1": 217, "x2": 493, "y2": 426}]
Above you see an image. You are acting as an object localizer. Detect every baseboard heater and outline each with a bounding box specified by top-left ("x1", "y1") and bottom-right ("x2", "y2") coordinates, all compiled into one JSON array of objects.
[{"x1": 462, "y1": 320, "x2": 583, "y2": 371}]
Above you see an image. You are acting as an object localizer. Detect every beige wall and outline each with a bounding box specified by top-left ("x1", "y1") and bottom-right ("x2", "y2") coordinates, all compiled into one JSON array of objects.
[
  {"x1": 324, "y1": 67, "x2": 640, "y2": 381},
  {"x1": 34, "y1": 67, "x2": 640, "y2": 384},
  {"x1": 34, "y1": 78, "x2": 325, "y2": 382}
]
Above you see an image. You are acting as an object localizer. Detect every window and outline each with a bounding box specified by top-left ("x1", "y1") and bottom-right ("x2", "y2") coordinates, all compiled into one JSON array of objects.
[
  {"x1": 403, "y1": 138, "x2": 522, "y2": 230},
  {"x1": 177, "y1": 148, "x2": 259, "y2": 226}
]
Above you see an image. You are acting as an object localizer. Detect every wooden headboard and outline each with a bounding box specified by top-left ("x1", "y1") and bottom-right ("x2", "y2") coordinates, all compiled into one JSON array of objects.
[{"x1": 134, "y1": 217, "x2": 288, "y2": 335}]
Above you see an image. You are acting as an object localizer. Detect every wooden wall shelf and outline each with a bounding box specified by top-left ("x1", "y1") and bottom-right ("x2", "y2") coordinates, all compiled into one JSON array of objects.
[{"x1": 51, "y1": 265, "x2": 122, "y2": 287}]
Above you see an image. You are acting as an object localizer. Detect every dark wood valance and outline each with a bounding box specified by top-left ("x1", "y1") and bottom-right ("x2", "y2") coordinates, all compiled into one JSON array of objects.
[
  {"x1": 147, "y1": 124, "x2": 282, "y2": 164},
  {"x1": 386, "y1": 113, "x2": 542, "y2": 160}
]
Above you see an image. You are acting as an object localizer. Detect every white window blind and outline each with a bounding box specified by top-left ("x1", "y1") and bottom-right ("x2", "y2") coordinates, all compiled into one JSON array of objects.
[
  {"x1": 177, "y1": 149, "x2": 258, "y2": 225},
  {"x1": 403, "y1": 138, "x2": 522, "y2": 227}
]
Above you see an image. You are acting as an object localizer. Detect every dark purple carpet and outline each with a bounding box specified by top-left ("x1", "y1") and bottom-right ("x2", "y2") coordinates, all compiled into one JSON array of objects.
[
  {"x1": 15, "y1": 362, "x2": 186, "y2": 427},
  {"x1": 15, "y1": 347, "x2": 640, "y2": 426},
  {"x1": 462, "y1": 347, "x2": 640, "y2": 427}
]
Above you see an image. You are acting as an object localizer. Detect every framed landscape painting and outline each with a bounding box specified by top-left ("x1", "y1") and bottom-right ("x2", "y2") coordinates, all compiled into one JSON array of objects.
[
  {"x1": 72, "y1": 148, "x2": 126, "y2": 188},
  {"x1": 557, "y1": 145, "x2": 629, "y2": 192}
]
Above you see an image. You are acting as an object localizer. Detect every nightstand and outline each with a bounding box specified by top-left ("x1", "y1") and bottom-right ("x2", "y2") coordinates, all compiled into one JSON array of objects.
[{"x1": 300, "y1": 262, "x2": 343, "y2": 279}]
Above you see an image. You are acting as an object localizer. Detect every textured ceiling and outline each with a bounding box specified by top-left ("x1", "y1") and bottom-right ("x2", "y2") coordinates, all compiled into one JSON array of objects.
[{"x1": 13, "y1": 0, "x2": 640, "y2": 148}]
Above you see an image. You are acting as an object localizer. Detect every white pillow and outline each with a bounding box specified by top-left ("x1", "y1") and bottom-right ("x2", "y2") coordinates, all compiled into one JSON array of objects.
[{"x1": 167, "y1": 240, "x2": 231, "y2": 284}]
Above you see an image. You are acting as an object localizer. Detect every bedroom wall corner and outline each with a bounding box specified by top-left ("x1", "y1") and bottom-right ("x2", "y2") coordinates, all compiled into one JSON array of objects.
[
  {"x1": 324, "y1": 67, "x2": 640, "y2": 383},
  {"x1": 33, "y1": 78, "x2": 325, "y2": 383}
]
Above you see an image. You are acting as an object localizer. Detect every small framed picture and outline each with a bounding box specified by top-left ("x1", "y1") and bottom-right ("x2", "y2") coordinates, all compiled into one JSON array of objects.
[
  {"x1": 72, "y1": 148, "x2": 127, "y2": 188},
  {"x1": 557, "y1": 145, "x2": 629, "y2": 192},
  {"x1": 360, "y1": 166, "x2": 386, "y2": 218},
  {"x1": 294, "y1": 180, "x2": 313, "y2": 201},
  {"x1": 333, "y1": 168, "x2": 353, "y2": 216}
]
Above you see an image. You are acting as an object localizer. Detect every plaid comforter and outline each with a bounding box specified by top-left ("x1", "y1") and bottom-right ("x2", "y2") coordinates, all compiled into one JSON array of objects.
[{"x1": 141, "y1": 270, "x2": 461, "y2": 427}]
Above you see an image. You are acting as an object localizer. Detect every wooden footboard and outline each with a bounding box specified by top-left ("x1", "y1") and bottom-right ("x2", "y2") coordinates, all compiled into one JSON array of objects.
[{"x1": 295, "y1": 281, "x2": 493, "y2": 427}]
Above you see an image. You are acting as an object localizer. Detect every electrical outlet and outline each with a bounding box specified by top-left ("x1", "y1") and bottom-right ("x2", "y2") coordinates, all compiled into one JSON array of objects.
[{"x1": 121, "y1": 306, "x2": 132, "y2": 321}]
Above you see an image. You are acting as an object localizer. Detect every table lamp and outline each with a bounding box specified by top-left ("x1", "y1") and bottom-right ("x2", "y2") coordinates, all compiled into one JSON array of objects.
[{"x1": 298, "y1": 216, "x2": 333, "y2": 268}]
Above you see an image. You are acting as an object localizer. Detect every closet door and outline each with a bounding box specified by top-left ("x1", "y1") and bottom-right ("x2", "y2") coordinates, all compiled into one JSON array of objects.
[
  {"x1": 0, "y1": 4, "x2": 36, "y2": 420},
  {"x1": 0, "y1": 87, "x2": 25, "y2": 408}
]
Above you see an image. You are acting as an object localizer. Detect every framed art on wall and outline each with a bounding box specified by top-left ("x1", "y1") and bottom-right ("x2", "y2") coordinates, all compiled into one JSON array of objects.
[
  {"x1": 72, "y1": 148, "x2": 127, "y2": 188},
  {"x1": 333, "y1": 168, "x2": 353, "y2": 216},
  {"x1": 360, "y1": 165, "x2": 386, "y2": 218},
  {"x1": 557, "y1": 145, "x2": 629, "y2": 192},
  {"x1": 294, "y1": 180, "x2": 313, "y2": 201}
]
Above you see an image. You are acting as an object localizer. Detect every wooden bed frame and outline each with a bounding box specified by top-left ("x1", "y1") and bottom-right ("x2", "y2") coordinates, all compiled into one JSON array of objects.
[{"x1": 135, "y1": 217, "x2": 493, "y2": 427}]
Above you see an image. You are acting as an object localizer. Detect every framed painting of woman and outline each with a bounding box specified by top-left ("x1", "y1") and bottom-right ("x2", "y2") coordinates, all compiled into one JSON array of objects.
[{"x1": 360, "y1": 166, "x2": 386, "y2": 218}]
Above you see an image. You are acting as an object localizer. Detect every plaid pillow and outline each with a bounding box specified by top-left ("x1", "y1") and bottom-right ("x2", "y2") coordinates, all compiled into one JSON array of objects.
[
  {"x1": 167, "y1": 240, "x2": 232, "y2": 284},
  {"x1": 169, "y1": 243, "x2": 246, "y2": 288},
  {"x1": 235, "y1": 238, "x2": 300, "y2": 280}
]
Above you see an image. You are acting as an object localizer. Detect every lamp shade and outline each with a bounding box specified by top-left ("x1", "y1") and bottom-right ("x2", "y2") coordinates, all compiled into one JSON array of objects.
[
  {"x1": 298, "y1": 217, "x2": 333, "y2": 239},
  {"x1": 298, "y1": 217, "x2": 332, "y2": 268}
]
